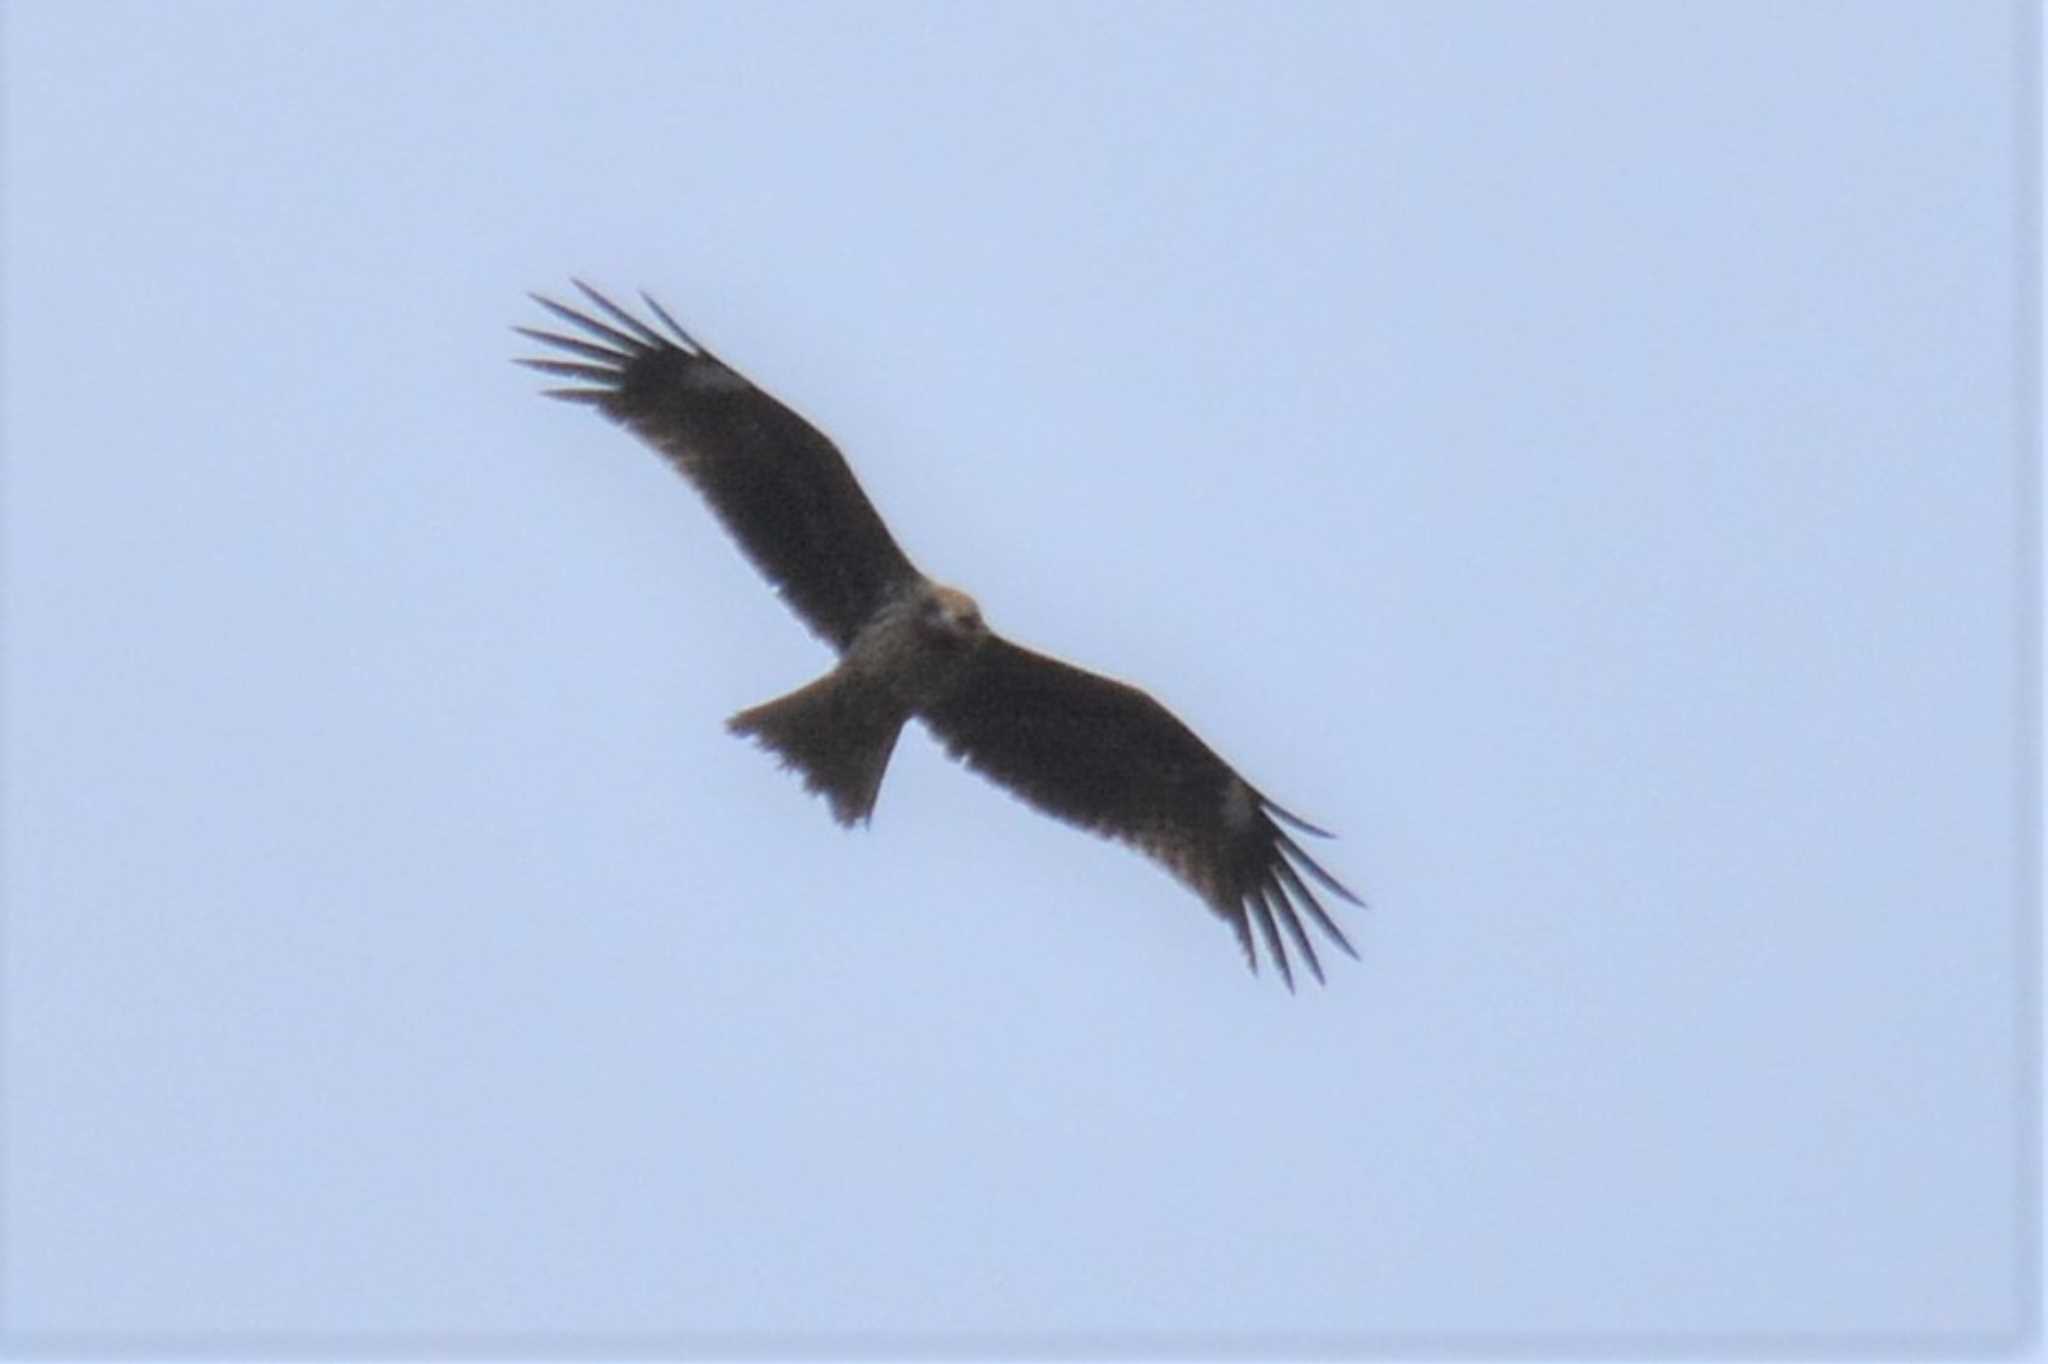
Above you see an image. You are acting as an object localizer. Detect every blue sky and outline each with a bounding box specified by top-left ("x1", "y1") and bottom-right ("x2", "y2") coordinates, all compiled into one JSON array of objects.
[{"x1": 1, "y1": 0, "x2": 2031, "y2": 1352}]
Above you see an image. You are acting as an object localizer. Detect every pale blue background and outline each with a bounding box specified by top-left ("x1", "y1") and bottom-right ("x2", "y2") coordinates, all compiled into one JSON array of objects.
[{"x1": 1, "y1": 0, "x2": 2030, "y2": 1352}]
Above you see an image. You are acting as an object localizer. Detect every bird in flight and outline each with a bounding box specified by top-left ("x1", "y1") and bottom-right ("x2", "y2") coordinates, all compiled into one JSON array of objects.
[{"x1": 516, "y1": 282, "x2": 1363, "y2": 987}]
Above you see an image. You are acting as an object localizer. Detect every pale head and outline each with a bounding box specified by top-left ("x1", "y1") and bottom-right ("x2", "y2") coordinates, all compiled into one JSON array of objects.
[{"x1": 920, "y1": 583, "x2": 985, "y2": 645}]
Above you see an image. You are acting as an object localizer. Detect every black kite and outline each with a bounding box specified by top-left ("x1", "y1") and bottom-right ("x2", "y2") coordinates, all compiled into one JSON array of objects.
[{"x1": 516, "y1": 283, "x2": 1363, "y2": 987}]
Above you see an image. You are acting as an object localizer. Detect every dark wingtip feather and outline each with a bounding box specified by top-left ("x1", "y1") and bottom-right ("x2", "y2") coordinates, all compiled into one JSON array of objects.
[
  {"x1": 517, "y1": 358, "x2": 623, "y2": 383},
  {"x1": 1274, "y1": 827, "x2": 1366, "y2": 908},
  {"x1": 1264, "y1": 884, "x2": 1325, "y2": 986},
  {"x1": 1272, "y1": 858, "x2": 1359, "y2": 962},
  {"x1": 572, "y1": 279, "x2": 669, "y2": 348},
  {"x1": 529, "y1": 291, "x2": 649, "y2": 354},
  {"x1": 513, "y1": 325, "x2": 631, "y2": 364},
  {"x1": 1228, "y1": 904, "x2": 1258, "y2": 975},
  {"x1": 1262, "y1": 797, "x2": 1336, "y2": 839},
  {"x1": 638, "y1": 292, "x2": 704, "y2": 352},
  {"x1": 1245, "y1": 891, "x2": 1295, "y2": 992}
]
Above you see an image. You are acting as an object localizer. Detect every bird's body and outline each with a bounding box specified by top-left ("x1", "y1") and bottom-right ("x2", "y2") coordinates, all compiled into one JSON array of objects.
[
  {"x1": 729, "y1": 578, "x2": 985, "y2": 826},
  {"x1": 517, "y1": 283, "x2": 1362, "y2": 987}
]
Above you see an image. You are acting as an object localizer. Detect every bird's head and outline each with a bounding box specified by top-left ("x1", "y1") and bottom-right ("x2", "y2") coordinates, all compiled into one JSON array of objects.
[{"x1": 920, "y1": 583, "x2": 986, "y2": 647}]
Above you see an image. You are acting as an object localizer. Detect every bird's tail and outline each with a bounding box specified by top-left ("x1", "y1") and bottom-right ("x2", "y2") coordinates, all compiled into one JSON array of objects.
[{"x1": 727, "y1": 667, "x2": 908, "y2": 826}]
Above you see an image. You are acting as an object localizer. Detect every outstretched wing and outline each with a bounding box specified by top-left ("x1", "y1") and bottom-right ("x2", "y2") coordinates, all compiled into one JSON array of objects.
[
  {"x1": 516, "y1": 282, "x2": 921, "y2": 650},
  {"x1": 920, "y1": 638, "x2": 1363, "y2": 989}
]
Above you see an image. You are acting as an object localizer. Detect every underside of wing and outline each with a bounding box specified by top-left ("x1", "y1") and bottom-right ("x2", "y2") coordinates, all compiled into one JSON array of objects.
[
  {"x1": 920, "y1": 638, "x2": 1363, "y2": 988},
  {"x1": 516, "y1": 282, "x2": 921, "y2": 650}
]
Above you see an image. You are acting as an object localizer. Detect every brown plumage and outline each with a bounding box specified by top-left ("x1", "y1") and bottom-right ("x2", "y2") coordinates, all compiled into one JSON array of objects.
[{"x1": 516, "y1": 282, "x2": 1363, "y2": 987}]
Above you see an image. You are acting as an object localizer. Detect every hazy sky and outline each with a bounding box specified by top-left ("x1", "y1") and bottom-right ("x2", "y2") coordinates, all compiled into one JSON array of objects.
[{"x1": 1, "y1": 1, "x2": 2031, "y2": 1355}]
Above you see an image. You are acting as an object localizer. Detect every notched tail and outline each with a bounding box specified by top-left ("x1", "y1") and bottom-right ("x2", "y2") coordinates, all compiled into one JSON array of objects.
[{"x1": 727, "y1": 669, "x2": 908, "y2": 826}]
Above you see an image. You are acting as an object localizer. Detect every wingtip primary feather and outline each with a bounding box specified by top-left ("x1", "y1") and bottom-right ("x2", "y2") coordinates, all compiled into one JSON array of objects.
[
  {"x1": 1272, "y1": 857, "x2": 1359, "y2": 962},
  {"x1": 1245, "y1": 891, "x2": 1296, "y2": 993},
  {"x1": 1262, "y1": 797, "x2": 1336, "y2": 839},
  {"x1": 513, "y1": 324, "x2": 631, "y2": 364},
  {"x1": 1274, "y1": 827, "x2": 1367, "y2": 909},
  {"x1": 1228, "y1": 903, "x2": 1258, "y2": 976},
  {"x1": 638, "y1": 291, "x2": 705, "y2": 353},
  {"x1": 537, "y1": 386, "x2": 612, "y2": 405},
  {"x1": 529, "y1": 291, "x2": 650, "y2": 354},
  {"x1": 573, "y1": 279, "x2": 670, "y2": 349},
  {"x1": 1264, "y1": 883, "x2": 1325, "y2": 986},
  {"x1": 517, "y1": 358, "x2": 621, "y2": 383}
]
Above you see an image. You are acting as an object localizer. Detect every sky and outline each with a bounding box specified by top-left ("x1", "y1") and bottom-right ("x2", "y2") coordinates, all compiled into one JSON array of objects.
[{"x1": 0, "y1": 0, "x2": 2032, "y2": 1356}]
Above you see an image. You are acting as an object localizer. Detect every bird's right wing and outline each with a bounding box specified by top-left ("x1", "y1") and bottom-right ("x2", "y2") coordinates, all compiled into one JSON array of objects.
[
  {"x1": 517, "y1": 283, "x2": 921, "y2": 651},
  {"x1": 920, "y1": 636, "x2": 1362, "y2": 988}
]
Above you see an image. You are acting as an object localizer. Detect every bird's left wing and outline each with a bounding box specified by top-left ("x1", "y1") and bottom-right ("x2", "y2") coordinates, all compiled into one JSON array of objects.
[
  {"x1": 920, "y1": 637, "x2": 1362, "y2": 988},
  {"x1": 517, "y1": 283, "x2": 922, "y2": 651}
]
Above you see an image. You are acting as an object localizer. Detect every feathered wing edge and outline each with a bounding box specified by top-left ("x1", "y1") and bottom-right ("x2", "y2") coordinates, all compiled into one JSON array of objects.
[
  {"x1": 920, "y1": 638, "x2": 1365, "y2": 991},
  {"x1": 512, "y1": 278, "x2": 711, "y2": 402},
  {"x1": 1217, "y1": 801, "x2": 1365, "y2": 992},
  {"x1": 514, "y1": 282, "x2": 923, "y2": 651}
]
